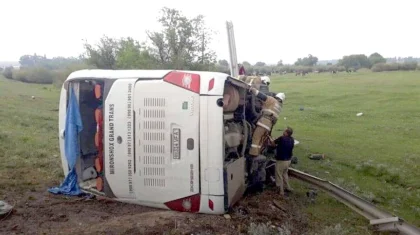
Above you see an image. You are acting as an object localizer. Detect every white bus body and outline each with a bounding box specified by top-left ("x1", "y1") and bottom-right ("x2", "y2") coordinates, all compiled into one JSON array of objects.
[{"x1": 58, "y1": 69, "x2": 254, "y2": 214}]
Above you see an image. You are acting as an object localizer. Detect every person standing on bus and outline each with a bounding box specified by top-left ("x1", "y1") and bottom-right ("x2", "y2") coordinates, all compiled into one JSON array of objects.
[
  {"x1": 272, "y1": 127, "x2": 294, "y2": 196},
  {"x1": 239, "y1": 64, "x2": 246, "y2": 75}
]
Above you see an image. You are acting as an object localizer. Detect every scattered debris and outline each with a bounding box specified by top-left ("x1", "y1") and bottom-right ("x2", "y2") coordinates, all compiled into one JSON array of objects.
[
  {"x1": 284, "y1": 117, "x2": 287, "y2": 120},
  {"x1": 31, "y1": 96, "x2": 35, "y2": 100},
  {"x1": 273, "y1": 200, "x2": 287, "y2": 212},
  {"x1": 235, "y1": 206, "x2": 249, "y2": 216},
  {"x1": 308, "y1": 154, "x2": 325, "y2": 160},
  {"x1": 291, "y1": 156, "x2": 298, "y2": 165},
  {"x1": 356, "y1": 112, "x2": 363, "y2": 117},
  {"x1": 306, "y1": 190, "x2": 318, "y2": 203},
  {"x1": 248, "y1": 222, "x2": 292, "y2": 235},
  {"x1": 294, "y1": 140, "x2": 300, "y2": 145},
  {"x1": 299, "y1": 107, "x2": 304, "y2": 111},
  {"x1": 0, "y1": 201, "x2": 13, "y2": 218},
  {"x1": 223, "y1": 214, "x2": 231, "y2": 220}
]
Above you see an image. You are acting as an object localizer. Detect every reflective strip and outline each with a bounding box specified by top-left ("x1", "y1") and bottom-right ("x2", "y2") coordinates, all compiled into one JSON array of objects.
[
  {"x1": 273, "y1": 104, "x2": 281, "y2": 112},
  {"x1": 262, "y1": 109, "x2": 279, "y2": 118},
  {"x1": 257, "y1": 121, "x2": 271, "y2": 131},
  {"x1": 251, "y1": 144, "x2": 261, "y2": 148},
  {"x1": 272, "y1": 106, "x2": 281, "y2": 113}
]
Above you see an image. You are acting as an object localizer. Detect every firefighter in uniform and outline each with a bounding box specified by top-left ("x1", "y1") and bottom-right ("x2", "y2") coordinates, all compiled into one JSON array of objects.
[
  {"x1": 238, "y1": 75, "x2": 262, "y2": 90},
  {"x1": 249, "y1": 87, "x2": 285, "y2": 157},
  {"x1": 246, "y1": 81, "x2": 285, "y2": 193}
]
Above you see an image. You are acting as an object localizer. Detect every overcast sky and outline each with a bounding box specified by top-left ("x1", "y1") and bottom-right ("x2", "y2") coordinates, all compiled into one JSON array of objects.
[{"x1": 0, "y1": 0, "x2": 418, "y2": 64}]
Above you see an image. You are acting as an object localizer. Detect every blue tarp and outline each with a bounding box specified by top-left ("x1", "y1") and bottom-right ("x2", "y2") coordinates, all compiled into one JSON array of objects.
[{"x1": 48, "y1": 86, "x2": 83, "y2": 196}]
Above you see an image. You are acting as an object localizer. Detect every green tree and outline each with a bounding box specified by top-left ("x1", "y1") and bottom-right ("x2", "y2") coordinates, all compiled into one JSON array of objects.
[
  {"x1": 19, "y1": 54, "x2": 82, "y2": 70},
  {"x1": 369, "y1": 52, "x2": 386, "y2": 66},
  {"x1": 242, "y1": 61, "x2": 251, "y2": 67},
  {"x1": 218, "y1": 59, "x2": 229, "y2": 67},
  {"x1": 192, "y1": 15, "x2": 217, "y2": 69},
  {"x1": 147, "y1": 7, "x2": 216, "y2": 70},
  {"x1": 277, "y1": 60, "x2": 283, "y2": 66},
  {"x1": 255, "y1": 61, "x2": 266, "y2": 66},
  {"x1": 19, "y1": 54, "x2": 46, "y2": 68},
  {"x1": 116, "y1": 37, "x2": 156, "y2": 69},
  {"x1": 338, "y1": 54, "x2": 371, "y2": 69},
  {"x1": 2, "y1": 66, "x2": 13, "y2": 79},
  {"x1": 294, "y1": 54, "x2": 318, "y2": 66},
  {"x1": 83, "y1": 36, "x2": 118, "y2": 69}
]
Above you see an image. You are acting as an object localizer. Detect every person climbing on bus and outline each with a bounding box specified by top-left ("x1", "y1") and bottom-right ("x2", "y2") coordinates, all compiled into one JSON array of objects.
[
  {"x1": 271, "y1": 127, "x2": 294, "y2": 196},
  {"x1": 246, "y1": 88, "x2": 285, "y2": 194},
  {"x1": 248, "y1": 87, "x2": 284, "y2": 157}
]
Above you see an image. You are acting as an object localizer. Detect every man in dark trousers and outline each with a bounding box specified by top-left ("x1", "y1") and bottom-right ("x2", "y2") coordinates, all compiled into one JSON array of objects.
[{"x1": 271, "y1": 127, "x2": 294, "y2": 196}]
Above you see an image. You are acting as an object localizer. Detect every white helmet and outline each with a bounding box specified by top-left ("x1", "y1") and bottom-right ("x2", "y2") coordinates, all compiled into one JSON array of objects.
[
  {"x1": 275, "y1": 92, "x2": 285, "y2": 102},
  {"x1": 261, "y1": 76, "x2": 271, "y2": 85}
]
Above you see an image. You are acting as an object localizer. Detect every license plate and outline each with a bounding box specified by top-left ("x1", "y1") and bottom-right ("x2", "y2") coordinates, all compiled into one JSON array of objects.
[{"x1": 172, "y1": 128, "x2": 181, "y2": 159}]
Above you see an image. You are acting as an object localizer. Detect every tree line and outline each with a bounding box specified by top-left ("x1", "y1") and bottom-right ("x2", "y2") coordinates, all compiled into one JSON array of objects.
[{"x1": 2, "y1": 7, "x2": 419, "y2": 86}]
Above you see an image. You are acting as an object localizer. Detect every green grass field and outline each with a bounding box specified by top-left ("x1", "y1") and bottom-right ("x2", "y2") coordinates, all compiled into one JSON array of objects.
[
  {"x1": 0, "y1": 77, "x2": 63, "y2": 194},
  {"x1": 269, "y1": 71, "x2": 420, "y2": 233},
  {"x1": 0, "y1": 71, "x2": 419, "y2": 234}
]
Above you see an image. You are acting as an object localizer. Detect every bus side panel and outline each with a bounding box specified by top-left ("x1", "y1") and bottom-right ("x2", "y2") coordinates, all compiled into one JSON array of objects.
[
  {"x1": 103, "y1": 79, "x2": 137, "y2": 199},
  {"x1": 200, "y1": 95, "x2": 224, "y2": 198}
]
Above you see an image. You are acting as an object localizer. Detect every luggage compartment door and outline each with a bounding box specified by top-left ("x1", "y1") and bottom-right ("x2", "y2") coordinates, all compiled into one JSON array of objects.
[{"x1": 224, "y1": 157, "x2": 246, "y2": 208}]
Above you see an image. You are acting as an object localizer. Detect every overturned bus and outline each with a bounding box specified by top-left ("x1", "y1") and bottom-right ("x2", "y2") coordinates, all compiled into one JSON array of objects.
[{"x1": 57, "y1": 69, "x2": 282, "y2": 214}]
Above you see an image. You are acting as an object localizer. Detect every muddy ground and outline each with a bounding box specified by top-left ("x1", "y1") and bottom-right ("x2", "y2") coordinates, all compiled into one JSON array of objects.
[{"x1": 1, "y1": 183, "x2": 310, "y2": 235}]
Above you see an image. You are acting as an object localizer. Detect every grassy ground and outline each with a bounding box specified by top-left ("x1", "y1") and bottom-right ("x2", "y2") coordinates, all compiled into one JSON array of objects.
[
  {"x1": 269, "y1": 70, "x2": 420, "y2": 233},
  {"x1": 0, "y1": 77, "x2": 63, "y2": 195},
  {"x1": 0, "y1": 71, "x2": 419, "y2": 234}
]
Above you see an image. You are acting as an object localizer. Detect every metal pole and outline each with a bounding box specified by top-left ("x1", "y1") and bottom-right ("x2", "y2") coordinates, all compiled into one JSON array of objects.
[{"x1": 226, "y1": 21, "x2": 239, "y2": 77}]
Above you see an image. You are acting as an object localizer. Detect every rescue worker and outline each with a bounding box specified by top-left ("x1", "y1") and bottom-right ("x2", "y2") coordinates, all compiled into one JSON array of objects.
[
  {"x1": 248, "y1": 87, "x2": 285, "y2": 157},
  {"x1": 238, "y1": 75, "x2": 262, "y2": 90},
  {"x1": 261, "y1": 75, "x2": 271, "y2": 86},
  {"x1": 247, "y1": 90, "x2": 285, "y2": 193},
  {"x1": 239, "y1": 64, "x2": 246, "y2": 75},
  {"x1": 270, "y1": 127, "x2": 294, "y2": 196}
]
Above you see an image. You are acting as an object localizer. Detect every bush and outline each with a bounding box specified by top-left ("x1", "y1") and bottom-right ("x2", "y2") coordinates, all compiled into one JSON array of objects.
[
  {"x1": 372, "y1": 62, "x2": 418, "y2": 72},
  {"x1": 12, "y1": 67, "x2": 53, "y2": 84},
  {"x1": 51, "y1": 63, "x2": 97, "y2": 87},
  {"x1": 2, "y1": 66, "x2": 14, "y2": 79},
  {"x1": 400, "y1": 62, "x2": 418, "y2": 71},
  {"x1": 9, "y1": 63, "x2": 95, "y2": 86}
]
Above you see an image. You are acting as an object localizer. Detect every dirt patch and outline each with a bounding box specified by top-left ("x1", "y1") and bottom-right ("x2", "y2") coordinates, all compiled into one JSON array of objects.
[{"x1": 1, "y1": 185, "x2": 309, "y2": 235}]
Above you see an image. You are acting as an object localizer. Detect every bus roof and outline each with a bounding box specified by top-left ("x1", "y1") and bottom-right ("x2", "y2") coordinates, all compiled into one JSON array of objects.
[{"x1": 66, "y1": 69, "x2": 230, "y2": 83}]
